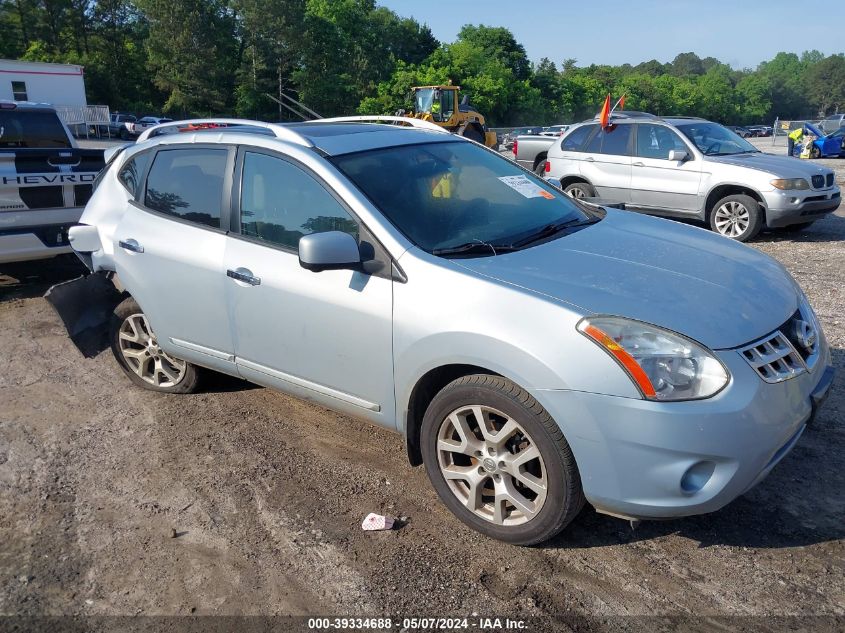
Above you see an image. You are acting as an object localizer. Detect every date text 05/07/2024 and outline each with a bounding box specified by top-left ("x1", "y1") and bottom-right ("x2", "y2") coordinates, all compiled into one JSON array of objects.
[{"x1": 307, "y1": 617, "x2": 528, "y2": 630}]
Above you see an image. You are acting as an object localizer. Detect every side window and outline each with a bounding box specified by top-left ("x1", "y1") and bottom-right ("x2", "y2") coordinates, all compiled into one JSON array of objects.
[
  {"x1": 636, "y1": 124, "x2": 687, "y2": 160},
  {"x1": 144, "y1": 148, "x2": 227, "y2": 229},
  {"x1": 601, "y1": 124, "x2": 632, "y2": 156},
  {"x1": 561, "y1": 125, "x2": 595, "y2": 152},
  {"x1": 117, "y1": 152, "x2": 150, "y2": 198},
  {"x1": 583, "y1": 128, "x2": 603, "y2": 153},
  {"x1": 11, "y1": 81, "x2": 27, "y2": 101},
  {"x1": 240, "y1": 152, "x2": 358, "y2": 250}
]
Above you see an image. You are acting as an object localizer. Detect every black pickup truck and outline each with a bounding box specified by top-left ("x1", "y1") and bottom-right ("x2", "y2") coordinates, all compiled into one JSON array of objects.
[{"x1": 1, "y1": 101, "x2": 105, "y2": 264}]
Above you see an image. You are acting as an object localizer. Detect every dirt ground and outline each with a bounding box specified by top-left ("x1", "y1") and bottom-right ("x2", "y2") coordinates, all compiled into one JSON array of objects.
[{"x1": 1, "y1": 150, "x2": 844, "y2": 631}]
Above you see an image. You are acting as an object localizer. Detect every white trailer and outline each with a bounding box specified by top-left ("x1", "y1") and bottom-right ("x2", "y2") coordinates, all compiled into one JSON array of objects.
[{"x1": 0, "y1": 59, "x2": 88, "y2": 107}]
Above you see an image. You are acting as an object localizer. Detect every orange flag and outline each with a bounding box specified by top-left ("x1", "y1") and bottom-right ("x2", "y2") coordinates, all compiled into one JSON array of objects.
[
  {"x1": 599, "y1": 94, "x2": 611, "y2": 128},
  {"x1": 619, "y1": 94, "x2": 625, "y2": 110}
]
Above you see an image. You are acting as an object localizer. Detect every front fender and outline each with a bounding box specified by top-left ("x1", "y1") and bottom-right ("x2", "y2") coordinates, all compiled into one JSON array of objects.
[{"x1": 394, "y1": 330, "x2": 569, "y2": 433}]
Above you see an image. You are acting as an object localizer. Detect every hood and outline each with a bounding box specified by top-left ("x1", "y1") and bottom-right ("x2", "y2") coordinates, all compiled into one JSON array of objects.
[
  {"x1": 708, "y1": 151, "x2": 833, "y2": 179},
  {"x1": 804, "y1": 122, "x2": 824, "y2": 137},
  {"x1": 454, "y1": 210, "x2": 798, "y2": 350}
]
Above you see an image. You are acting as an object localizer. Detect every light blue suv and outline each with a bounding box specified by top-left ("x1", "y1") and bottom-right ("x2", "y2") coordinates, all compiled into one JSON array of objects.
[{"x1": 67, "y1": 117, "x2": 835, "y2": 545}]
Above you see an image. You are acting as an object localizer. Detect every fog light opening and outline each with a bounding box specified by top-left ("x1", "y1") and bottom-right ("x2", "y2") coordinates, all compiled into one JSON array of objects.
[{"x1": 680, "y1": 461, "x2": 715, "y2": 495}]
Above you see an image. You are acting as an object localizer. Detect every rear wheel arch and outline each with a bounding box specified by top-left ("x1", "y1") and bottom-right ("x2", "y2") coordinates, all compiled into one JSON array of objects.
[
  {"x1": 558, "y1": 175, "x2": 592, "y2": 190},
  {"x1": 533, "y1": 152, "x2": 548, "y2": 172}
]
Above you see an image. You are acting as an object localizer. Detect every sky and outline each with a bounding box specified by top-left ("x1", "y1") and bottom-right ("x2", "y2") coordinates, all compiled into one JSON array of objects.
[{"x1": 378, "y1": 0, "x2": 843, "y2": 70}]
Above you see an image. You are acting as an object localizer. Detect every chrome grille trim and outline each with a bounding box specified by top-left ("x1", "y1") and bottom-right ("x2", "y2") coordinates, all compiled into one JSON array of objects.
[{"x1": 738, "y1": 331, "x2": 806, "y2": 383}]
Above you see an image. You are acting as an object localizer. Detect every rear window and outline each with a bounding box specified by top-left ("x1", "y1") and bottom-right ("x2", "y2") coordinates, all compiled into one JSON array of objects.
[
  {"x1": 144, "y1": 148, "x2": 227, "y2": 229},
  {"x1": 0, "y1": 110, "x2": 71, "y2": 148},
  {"x1": 118, "y1": 152, "x2": 151, "y2": 197}
]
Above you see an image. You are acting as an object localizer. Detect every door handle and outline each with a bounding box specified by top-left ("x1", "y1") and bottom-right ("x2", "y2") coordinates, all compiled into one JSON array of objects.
[
  {"x1": 118, "y1": 239, "x2": 144, "y2": 253},
  {"x1": 633, "y1": 162, "x2": 645, "y2": 167},
  {"x1": 227, "y1": 268, "x2": 261, "y2": 286},
  {"x1": 585, "y1": 156, "x2": 595, "y2": 162}
]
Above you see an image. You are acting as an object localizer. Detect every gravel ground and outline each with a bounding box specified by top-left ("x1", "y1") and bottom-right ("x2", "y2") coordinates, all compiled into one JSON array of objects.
[{"x1": 1, "y1": 148, "x2": 844, "y2": 631}]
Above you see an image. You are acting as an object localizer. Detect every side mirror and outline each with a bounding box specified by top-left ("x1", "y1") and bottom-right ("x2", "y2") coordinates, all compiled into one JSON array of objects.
[
  {"x1": 668, "y1": 149, "x2": 689, "y2": 162},
  {"x1": 298, "y1": 231, "x2": 362, "y2": 273}
]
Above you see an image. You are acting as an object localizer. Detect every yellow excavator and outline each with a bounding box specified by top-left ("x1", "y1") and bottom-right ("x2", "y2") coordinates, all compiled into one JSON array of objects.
[{"x1": 405, "y1": 85, "x2": 498, "y2": 148}]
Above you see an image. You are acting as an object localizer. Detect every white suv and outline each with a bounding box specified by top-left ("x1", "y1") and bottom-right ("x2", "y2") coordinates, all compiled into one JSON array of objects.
[
  {"x1": 546, "y1": 113, "x2": 840, "y2": 241},
  {"x1": 63, "y1": 117, "x2": 834, "y2": 545}
]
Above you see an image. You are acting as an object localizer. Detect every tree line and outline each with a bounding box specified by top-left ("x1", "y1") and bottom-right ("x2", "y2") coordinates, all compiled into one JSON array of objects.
[{"x1": 1, "y1": 0, "x2": 843, "y2": 126}]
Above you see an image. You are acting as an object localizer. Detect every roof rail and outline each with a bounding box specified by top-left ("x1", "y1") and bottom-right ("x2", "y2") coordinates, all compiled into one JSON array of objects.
[
  {"x1": 593, "y1": 111, "x2": 657, "y2": 120},
  {"x1": 136, "y1": 118, "x2": 313, "y2": 146},
  {"x1": 309, "y1": 115, "x2": 450, "y2": 134}
]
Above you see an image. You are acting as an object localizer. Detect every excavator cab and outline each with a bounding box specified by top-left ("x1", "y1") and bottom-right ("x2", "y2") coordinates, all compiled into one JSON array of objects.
[
  {"x1": 410, "y1": 85, "x2": 498, "y2": 148},
  {"x1": 414, "y1": 87, "x2": 457, "y2": 124}
]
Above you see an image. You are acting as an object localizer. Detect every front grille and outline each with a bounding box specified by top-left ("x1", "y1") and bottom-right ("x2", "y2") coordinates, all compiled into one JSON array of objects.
[
  {"x1": 827, "y1": 173, "x2": 834, "y2": 187},
  {"x1": 739, "y1": 307, "x2": 820, "y2": 383},
  {"x1": 812, "y1": 174, "x2": 824, "y2": 189},
  {"x1": 739, "y1": 332, "x2": 806, "y2": 383}
]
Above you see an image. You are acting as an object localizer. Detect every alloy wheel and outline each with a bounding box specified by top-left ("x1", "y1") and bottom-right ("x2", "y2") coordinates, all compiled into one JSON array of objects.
[
  {"x1": 436, "y1": 404, "x2": 547, "y2": 526},
  {"x1": 566, "y1": 186, "x2": 586, "y2": 199},
  {"x1": 118, "y1": 313, "x2": 186, "y2": 388},
  {"x1": 714, "y1": 201, "x2": 750, "y2": 238}
]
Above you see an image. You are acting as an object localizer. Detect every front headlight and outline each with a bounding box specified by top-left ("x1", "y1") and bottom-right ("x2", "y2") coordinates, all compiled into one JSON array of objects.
[
  {"x1": 771, "y1": 178, "x2": 810, "y2": 190},
  {"x1": 578, "y1": 317, "x2": 729, "y2": 401}
]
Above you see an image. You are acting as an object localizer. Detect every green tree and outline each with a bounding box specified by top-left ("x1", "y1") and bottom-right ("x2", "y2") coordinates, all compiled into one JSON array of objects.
[
  {"x1": 138, "y1": 0, "x2": 238, "y2": 116},
  {"x1": 735, "y1": 72, "x2": 773, "y2": 123},
  {"x1": 697, "y1": 65, "x2": 736, "y2": 122},
  {"x1": 456, "y1": 24, "x2": 530, "y2": 81},
  {"x1": 757, "y1": 52, "x2": 806, "y2": 118},
  {"x1": 670, "y1": 52, "x2": 704, "y2": 77},
  {"x1": 804, "y1": 54, "x2": 845, "y2": 115}
]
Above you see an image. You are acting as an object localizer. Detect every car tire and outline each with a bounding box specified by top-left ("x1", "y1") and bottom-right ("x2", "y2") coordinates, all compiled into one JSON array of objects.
[
  {"x1": 420, "y1": 374, "x2": 585, "y2": 546},
  {"x1": 110, "y1": 296, "x2": 200, "y2": 394},
  {"x1": 810, "y1": 145, "x2": 821, "y2": 159},
  {"x1": 120, "y1": 129, "x2": 130, "y2": 140},
  {"x1": 534, "y1": 159, "x2": 548, "y2": 176},
  {"x1": 563, "y1": 182, "x2": 595, "y2": 199},
  {"x1": 461, "y1": 125, "x2": 485, "y2": 144},
  {"x1": 709, "y1": 194, "x2": 763, "y2": 242}
]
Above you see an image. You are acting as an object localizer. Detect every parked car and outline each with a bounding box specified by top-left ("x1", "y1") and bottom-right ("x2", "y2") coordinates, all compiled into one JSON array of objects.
[
  {"x1": 748, "y1": 125, "x2": 772, "y2": 137},
  {"x1": 539, "y1": 124, "x2": 570, "y2": 137},
  {"x1": 512, "y1": 133, "x2": 558, "y2": 175},
  {"x1": 127, "y1": 116, "x2": 173, "y2": 137},
  {"x1": 0, "y1": 101, "x2": 105, "y2": 263},
  {"x1": 96, "y1": 113, "x2": 137, "y2": 140},
  {"x1": 793, "y1": 122, "x2": 845, "y2": 159},
  {"x1": 818, "y1": 113, "x2": 845, "y2": 135},
  {"x1": 62, "y1": 116, "x2": 834, "y2": 545},
  {"x1": 502, "y1": 126, "x2": 542, "y2": 150},
  {"x1": 726, "y1": 125, "x2": 753, "y2": 138},
  {"x1": 545, "y1": 112, "x2": 840, "y2": 241}
]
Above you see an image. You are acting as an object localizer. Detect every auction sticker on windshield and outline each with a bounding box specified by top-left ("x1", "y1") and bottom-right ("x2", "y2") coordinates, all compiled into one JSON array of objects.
[{"x1": 498, "y1": 175, "x2": 554, "y2": 199}]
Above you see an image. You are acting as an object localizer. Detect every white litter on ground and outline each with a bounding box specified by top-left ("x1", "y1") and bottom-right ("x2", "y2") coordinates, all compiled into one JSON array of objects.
[{"x1": 361, "y1": 513, "x2": 395, "y2": 531}]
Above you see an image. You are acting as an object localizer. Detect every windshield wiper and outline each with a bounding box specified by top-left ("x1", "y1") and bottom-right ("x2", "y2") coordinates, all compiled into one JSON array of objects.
[
  {"x1": 431, "y1": 241, "x2": 518, "y2": 257},
  {"x1": 511, "y1": 217, "x2": 598, "y2": 248}
]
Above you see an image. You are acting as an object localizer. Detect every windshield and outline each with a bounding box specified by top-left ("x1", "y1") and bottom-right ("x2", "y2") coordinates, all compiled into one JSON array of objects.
[
  {"x1": 332, "y1": 141, "x2": 592, "y2": 256},
  {"x1": 415, "y1": 89, "x2": 435, "y2": 114},
  {"x1": 676, "y1": 122, "x2": 758, "y2": 156}
]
